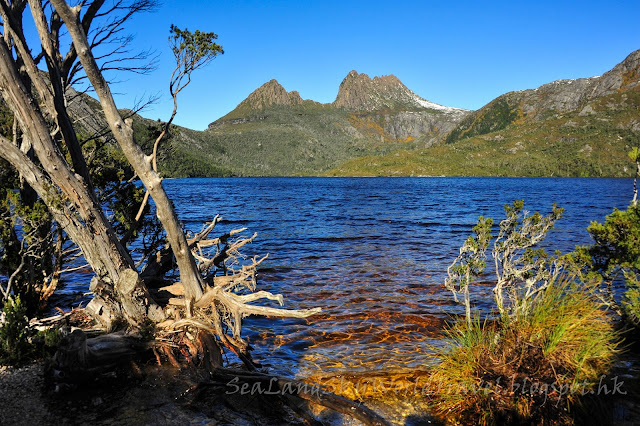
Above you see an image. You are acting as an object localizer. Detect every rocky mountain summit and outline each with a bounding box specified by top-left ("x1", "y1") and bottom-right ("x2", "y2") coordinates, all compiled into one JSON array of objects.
[
  {"x1": 333, "y1": 70, "x2": 466, "y2": 116},
  {"x1": 236, "y1": 79, "x2": 306, "y2": 110}
]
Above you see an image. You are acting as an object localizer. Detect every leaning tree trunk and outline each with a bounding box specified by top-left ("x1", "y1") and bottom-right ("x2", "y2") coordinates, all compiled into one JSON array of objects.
[
  {"x1": 51, "y1": 0, "x2": 205, "y2": 303},
  {"x1": 0, "y1": 30, "x2": 162, "y2": 328},
  {"x1": 0, "y1": 39, "x2": 130, "y2": 283}
]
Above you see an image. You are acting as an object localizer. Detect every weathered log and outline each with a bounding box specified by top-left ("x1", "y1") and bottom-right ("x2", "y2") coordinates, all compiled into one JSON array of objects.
[{"x1": 48, "y1": 329, "x2": 146, "y2": 389}]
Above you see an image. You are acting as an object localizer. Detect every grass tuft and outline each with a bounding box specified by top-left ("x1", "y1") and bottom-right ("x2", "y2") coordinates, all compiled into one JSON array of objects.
[{"x1": 429, "y1": 277, "x2": 620, "y2": 425}]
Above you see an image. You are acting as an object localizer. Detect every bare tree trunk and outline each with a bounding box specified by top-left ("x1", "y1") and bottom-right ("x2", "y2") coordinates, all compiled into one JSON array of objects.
[
  {"x1": 0, "y1": 38, "x2": 132, "y2": 285},
  {"x1": 0, "y1": 27, "x2": 167, "y2": 326},
  {"x1": 51, "y1": 0, "x2": 204, "y2": 302},
  {"x1": 633, "y1": 160, "x2": 639, "y2": 207}
]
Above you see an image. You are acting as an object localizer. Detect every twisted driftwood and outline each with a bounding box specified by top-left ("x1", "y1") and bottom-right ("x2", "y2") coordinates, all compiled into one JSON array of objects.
[{"x1": 83, "y1": 218, "x2": 320, "y2": 369}]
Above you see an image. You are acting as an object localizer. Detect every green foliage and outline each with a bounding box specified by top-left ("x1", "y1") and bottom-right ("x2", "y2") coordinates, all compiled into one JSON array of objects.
[
  {"x1": 0, "y1": 296, "x2": 62, "y2": 365},
  {"x1": 445, "y1": 217, "x2": 493, "y2": 326},
  {"x1": 588, "y1": 205, "x2": 640, "y2": 272},
  {"x1": 624, "y1": 271, "x2": 640, "y2": 324},
  {"x1": 585, "y1": 204, "x2": 640, "y2": 325},
  {"x1": 170, "y1": 25, "x2": 224, "y2": 65},
  {"x1": 0, "y1": 296, "x2": 31, "y2": 365},
  {"x1": 0, "y1": 188, "x2": 54, "y2": 314},
  {"x1": 629, "y1": 146, "x2": 640, "y2": 163},
  {"x1": 169, "y1": 25, "x2": 223, "y2": 99},
  {"x1": 0, "y1": 158, "x2": 18, "y2": 191}
]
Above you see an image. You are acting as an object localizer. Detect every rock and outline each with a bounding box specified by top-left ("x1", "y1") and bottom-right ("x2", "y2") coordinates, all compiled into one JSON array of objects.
[{"x1": 235, "y1": 79, "x2": 304, "y2": 110}]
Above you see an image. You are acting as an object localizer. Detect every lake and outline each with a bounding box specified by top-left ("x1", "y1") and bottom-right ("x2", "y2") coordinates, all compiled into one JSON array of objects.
[{"x1": 160, "y1": 177, "x2": 633, "y2": 380}]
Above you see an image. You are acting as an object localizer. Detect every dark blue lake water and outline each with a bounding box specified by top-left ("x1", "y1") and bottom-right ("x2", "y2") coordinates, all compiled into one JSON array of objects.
[{"x1": 156, "y1": 177, "x2": 633, "y2": 379}]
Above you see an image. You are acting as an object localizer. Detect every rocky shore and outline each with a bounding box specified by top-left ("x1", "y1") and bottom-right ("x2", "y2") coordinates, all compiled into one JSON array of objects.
[{"x1": 0, "y1": 362, "x2": 50, "y2": 425}]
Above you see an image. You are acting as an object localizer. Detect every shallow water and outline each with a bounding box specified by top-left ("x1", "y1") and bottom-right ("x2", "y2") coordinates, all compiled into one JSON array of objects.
[
  {"x1": 159, "y1": 177, "x2": 632, "y2": 377},
  {"x1": 59, "y1": 177, "x2": 633, "y2": 370},
  {"x1": 51, "y1": 177, "x2": 635, "y2": 421}
]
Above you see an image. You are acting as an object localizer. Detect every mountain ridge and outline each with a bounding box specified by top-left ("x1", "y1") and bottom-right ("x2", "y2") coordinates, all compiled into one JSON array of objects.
[
  {"x1": 198, "y1": 70, "x2": 469, "y2": 176},
  {"x1": 445, "y1": 49, "x2": 640, "y2": 144},
  {"x1": 328, "y1": 49, "x2": 640, "y2": 177},
  {"x1": 210, "y1": 68, "x2": 467, "y2": 128},
  {"x1": 64, "y1": 49, "x2": 640, "y2": 178}
]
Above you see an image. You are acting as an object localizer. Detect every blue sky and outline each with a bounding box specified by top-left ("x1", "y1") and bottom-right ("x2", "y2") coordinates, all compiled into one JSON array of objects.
[{"x1": 108, "y1": 0, "x2": 639, "y2": 130}]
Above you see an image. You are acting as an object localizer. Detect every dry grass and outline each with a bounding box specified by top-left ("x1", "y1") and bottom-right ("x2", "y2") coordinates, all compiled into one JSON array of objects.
[{"x1": 428, "y1": 277, "x2": 621, "y2": 425}]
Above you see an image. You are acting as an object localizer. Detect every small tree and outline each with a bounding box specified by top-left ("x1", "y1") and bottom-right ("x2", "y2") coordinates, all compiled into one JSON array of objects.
[
  {"x1": 136, "y1": 25, "x2": 223, "y2": 220},
  {"x1": 492, "y1": 200, "x2": 564, "y2": 317},
  {"x1": 444, "y1": 217, "x2": 492, "y2": 327},
  {"x1": 586, "y1": 204, "x2": 640, "y2": 325},
  {"x1": 446, "y1": 201, "x2": 564, "y2": 321}
]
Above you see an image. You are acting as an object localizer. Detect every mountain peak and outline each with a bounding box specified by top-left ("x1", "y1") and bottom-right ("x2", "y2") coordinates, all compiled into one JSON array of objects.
[
  {"x1": 238, "y1": 79, "x2": 303, "y2": 110},
  {"x1": 589, "y1": 48, "x2": 640, "y2": 96},
  {"x1": 334, "y1": 70, "x2": 465, "y2": 114}
]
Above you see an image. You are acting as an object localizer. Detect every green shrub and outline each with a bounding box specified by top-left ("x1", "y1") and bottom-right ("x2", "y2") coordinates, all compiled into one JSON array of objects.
[
  {"x1": 0, "y1": 296, "x2": 32, "y2": 365},
  {"x1": 0, "y1": 296, "x2": 64, "y2": 365},
  {"x1": 431, "y1": 203, "x2": 621, "y2": 425},
  {"x1": 584, "y1": 204, "x2": 640, "y2": 326}
]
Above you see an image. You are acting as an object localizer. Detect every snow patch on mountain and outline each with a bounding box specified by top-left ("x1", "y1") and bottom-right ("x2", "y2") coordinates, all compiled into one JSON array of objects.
[{"x1": 412, "y1": 93, "x2": 468, "y2": 114}]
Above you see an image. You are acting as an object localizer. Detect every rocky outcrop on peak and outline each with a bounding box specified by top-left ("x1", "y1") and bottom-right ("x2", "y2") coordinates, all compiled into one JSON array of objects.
[
  {"x1": 333, "y1": 70, "x2": 467, "y2": 117},
  {"x1": 333, "y1": 71, "x2": 407, "y2": 111},
  {"x1": 590, "y1": 48, "x2": 640, "y2": 96},
  {"x1": 237, "y1": 79, "x2": 303, "y2": 110}
]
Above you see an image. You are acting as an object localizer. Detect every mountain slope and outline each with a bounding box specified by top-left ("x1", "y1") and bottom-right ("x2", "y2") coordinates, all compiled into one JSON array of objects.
[
  {"x1": 327, "y1": 49, "x2": 640, "y2": 177},
  {"x1": 445, "y1": 49, "x2": 640, "y2": 144},
  {"x1": 200, "y1": 75, "x2": 468, "y2": 176}
]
